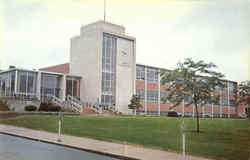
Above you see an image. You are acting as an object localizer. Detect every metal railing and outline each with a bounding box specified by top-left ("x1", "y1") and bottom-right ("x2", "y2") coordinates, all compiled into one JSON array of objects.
[{"x1": 66, "y1": 95, "x2": 83, "y2": 113}]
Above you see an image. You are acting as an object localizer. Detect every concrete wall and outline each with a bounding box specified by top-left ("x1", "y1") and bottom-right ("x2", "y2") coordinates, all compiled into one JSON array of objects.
[
  {"x1": 8, "y1": 100, "x2": 41, "y2": 112},
  {"x1": 70, "y1": 30, "x2": 101, "y2": 103},
  {"x1": 116, "y1": 38, "x2": 136, "y2": 114}
]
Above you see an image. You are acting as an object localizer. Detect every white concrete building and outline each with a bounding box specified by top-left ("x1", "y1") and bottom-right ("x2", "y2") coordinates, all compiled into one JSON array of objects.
[{"x1": 70, "y1": 21, "x2": 136, "y2": 113}]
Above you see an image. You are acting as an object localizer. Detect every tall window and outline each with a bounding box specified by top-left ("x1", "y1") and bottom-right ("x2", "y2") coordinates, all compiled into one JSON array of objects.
[
  {"x1": 17, "y1": 71, "x2": 36, "y2": 95},
  {"x1": 66, "y1": 77, "x2": 80, "y2": 98},
  {"x1": 0, "y1": 72, "x2": 14, "y2": 95},
  {"x1": 41, "y1": 74, "x2": 60, "y2": 97},
  {"x1": 136, "y1": 65, "x2": 145, "y2": 80},
  {"x1": 136, "y1": 89, "x2": 145, "y2": 100},
  {"x1": 101, "y1": 34, "x2": 117, "y2": 105},
  {"x1": 147, "y1": 68, "x2": 158, "y2": 82}
]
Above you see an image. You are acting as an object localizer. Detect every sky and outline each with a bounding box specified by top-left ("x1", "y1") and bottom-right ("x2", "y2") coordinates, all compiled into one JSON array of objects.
[{"x1": 0, "y1": 0, "x2": 249, "y2": 82}]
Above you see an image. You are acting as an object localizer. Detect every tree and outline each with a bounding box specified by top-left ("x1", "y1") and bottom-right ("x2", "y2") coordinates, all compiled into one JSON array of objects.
[
  {"x1": 236, "y1": 81, "x2": 250, "y2": 121},
  {"x1": 161, "y1": 58, "x2": 225, "y2": 133},
  {"x1": 128, "y1": 94, "x2": 142, "y2": 115}
]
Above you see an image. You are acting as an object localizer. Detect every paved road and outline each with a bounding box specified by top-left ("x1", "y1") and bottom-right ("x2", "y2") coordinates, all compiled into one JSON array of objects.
[
  {"x1": 0, "y1": 134, "x2": 118, "y2": 160},
  {"x1": 0, "y1": 124, "x2": 212, "y2": 160}
]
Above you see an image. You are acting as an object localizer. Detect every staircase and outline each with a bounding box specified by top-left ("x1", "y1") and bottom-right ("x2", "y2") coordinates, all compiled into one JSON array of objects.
[
  {"x1": 66, "y1": 95, "x2": 83, "y2": 113},
  {"x1": 46, "y1": 94, "x2": 83, "y2": 113}
]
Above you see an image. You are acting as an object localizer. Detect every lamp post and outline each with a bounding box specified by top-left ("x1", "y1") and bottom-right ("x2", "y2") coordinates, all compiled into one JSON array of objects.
[
  {"x1": 181, "y1": 122, "x2": 186, "y2": 160},
  {"x1": 57, "y1": 111, "x2": 62, "y2": 142}
]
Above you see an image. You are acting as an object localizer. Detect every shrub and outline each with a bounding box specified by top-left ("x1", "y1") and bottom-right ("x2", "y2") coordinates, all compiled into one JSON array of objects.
[
  {"x1": 48, "y1": 105, "x2": 61, "y2": 112},
  {"x1": 39, "y1": 102, "x2": 61, "y2": 112},
  {"x1": 25, "y1": 105, "x2": 37, "y2": 111},
  {"x1": 167, "y1": 111, "x2": 178, "y2": 117},
  {"x1": 39, "y1": 102, "x2": 49, "y2": 112},
  {"x1": 0, "y1": 98, "x2": 9, "y2": 111}
]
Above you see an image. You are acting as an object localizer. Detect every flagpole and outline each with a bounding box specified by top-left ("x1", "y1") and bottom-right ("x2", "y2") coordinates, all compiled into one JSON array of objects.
[{"x1": 104, "y1": 0, "x2": 106, "y2": 21}]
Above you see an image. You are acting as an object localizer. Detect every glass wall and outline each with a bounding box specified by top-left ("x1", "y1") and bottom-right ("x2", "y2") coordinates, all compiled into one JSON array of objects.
[
  {"x1": 66, "y1": 77, "x2": 80, "y2": 98},
  {"x1": 17, "y1": 71, "x2": 37, "y2": 95},
  {"x1": 0, "y1": 71, "x2": 16, "y2": 96},
  {"x1": 136, "y1": 65, "x2": 145, "y2": 80},
  {"x1": 40, "y1": 73, "x2": 60, "y2": 98},
  {"x1": 101, "y1": 34, "x2": 117, "y2": 105}
]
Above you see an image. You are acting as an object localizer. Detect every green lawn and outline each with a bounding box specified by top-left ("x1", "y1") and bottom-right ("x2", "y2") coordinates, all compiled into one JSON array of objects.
[{"x1": 0, "y1": 115, "x2": 249, "y2": 160}]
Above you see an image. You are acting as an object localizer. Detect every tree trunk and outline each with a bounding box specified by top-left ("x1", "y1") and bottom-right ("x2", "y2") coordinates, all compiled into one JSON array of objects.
[{"x1": 195, "y1": 103, "x2": 200, "y2": 133}]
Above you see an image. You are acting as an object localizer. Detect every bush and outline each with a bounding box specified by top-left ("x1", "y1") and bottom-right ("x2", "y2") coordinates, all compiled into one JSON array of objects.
[
  {"x1": 167, "y1": 111, "x2": 179, "y2": 117},
  {"x1": 0, "y1": 98, "x2": 9, "y2": 111},
  {"x1": 48, "y1": 105, "x2": 61, "y2": 112},
  {"x1": 25, "y1": 105, "x2": 37, "y2": 111},
  {"x1": 39, "y1": 102, "x2": 49, "y2": 112},
  {"x1": 39, "y1": 102, "x2": 61, "y2": 112}
]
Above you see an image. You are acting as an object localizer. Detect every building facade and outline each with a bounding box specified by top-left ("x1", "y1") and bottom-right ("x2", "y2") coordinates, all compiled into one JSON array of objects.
[
  {"x1": 135, "y1": 64, "x2": 238, "y2": 118},
  {"x1": 0, "y1": 20, "x2": 245, "y2": 116}
]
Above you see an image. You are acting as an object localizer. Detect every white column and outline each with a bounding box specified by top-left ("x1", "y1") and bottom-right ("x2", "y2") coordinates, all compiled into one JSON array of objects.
[
  {"x1": 212, "y1": 103, "x2": 214, "y2": 119},
  {"x1": 14, "y1": 70, "x2": 18, "y2": 93},
  {"x1": 220, "y1": 89, "x2": 222, "y2": 118},
  {"x1": 36, "y1": 71, "x2": 41, "y2": 100},
  {"x1": 192, "y1": 104, "x2": 195, "y2": 118},
  {"x1": 227, "y1": 81, "x2": 230, "y2": 118},
  {"x1": 158, "y1": 69, "x2": 161, "y2": 116},
  {"x1": 182, "y1": 99, "x2": 185, "y2": 117},
  {"x1": 61, "y1": 75, "x2": 66, "y2": 101},
  {"x1": 26, "y1": 72, "x2": 28, "y2": 96},
  {"x1": 144, "y1": 67, "x2": 147, "y2": 114},
  {"x1": 202, "y1": 104, "x2": 205, "y2": 118}
]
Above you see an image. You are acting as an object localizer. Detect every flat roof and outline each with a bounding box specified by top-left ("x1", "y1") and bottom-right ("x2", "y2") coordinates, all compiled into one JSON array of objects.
[{"x1": 0, "y1": 68, "x2": 81, "y2": 78}]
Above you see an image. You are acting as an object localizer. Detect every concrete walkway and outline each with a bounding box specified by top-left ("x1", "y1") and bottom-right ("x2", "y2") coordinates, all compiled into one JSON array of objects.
[{"x1": 0, "y1": 124, "x2": 212, "y2": 160}]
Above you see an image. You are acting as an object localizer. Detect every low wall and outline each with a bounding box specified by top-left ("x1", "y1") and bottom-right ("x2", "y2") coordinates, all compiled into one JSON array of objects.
[{"x1": 7, "y1": 100, "x2": 41, "y2": 112}]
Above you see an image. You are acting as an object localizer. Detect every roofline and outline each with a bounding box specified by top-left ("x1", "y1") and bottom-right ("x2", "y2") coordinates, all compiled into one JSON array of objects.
[
  {"x1": 136, "y1": 63, "x2": 237, "y2": 83},
  {"x1": 0, "y1": 67, "x2": 81, "y2": 78},
  {"x1": 39, "y1": 62, "x2": 69, "y2": 70},
  {"x1": 81, "y1": 20, "x2": 125, "y2": 30}
]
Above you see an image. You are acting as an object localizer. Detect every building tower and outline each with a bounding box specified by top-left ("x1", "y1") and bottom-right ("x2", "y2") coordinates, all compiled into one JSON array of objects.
[{"x1": 70, "y1": 20, "x2": 136, "y2": 113}]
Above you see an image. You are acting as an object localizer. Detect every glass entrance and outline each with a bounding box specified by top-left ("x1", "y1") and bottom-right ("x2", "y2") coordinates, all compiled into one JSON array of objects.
[{"x1": 66, "y1": 77, "x2": 80, "y2": 99}]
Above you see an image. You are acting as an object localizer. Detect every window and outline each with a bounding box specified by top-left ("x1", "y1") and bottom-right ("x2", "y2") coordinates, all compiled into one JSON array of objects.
[
  {"x1": 41, "y1": 74, "x2": 60, "y2": 97},
  {"x1": 228, "y1": 82, "x2": 235, "y2": 93},
  {"x1": 101, "y1": 34, "x2": 117, "y2": 105},
  {"x1": 147, "y1": 68, "x2": 158, "y2": 82},
  {"x1": 0, "y1": 71, "x2": 16, "y2": 96},
  {"x1": 147, "y1": 90, "x2": 158, "y2": 101},
  {"x1": 136, "y1": 89, "x2": 145, "y2": 100},
  {"x1": 136, "y1": 65, "x2": 145, "y2": 80},
  {"x1": 18, "y1": 71, "x2": 27, "y2": 93}
]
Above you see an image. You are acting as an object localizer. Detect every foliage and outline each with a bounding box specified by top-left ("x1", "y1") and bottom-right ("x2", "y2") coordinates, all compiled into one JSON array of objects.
[
  {"x1": 161, "y1": 58, "x2": 225, "y2": 132},
  {"x1": 128, "y1": 94, "x2": 142, "y2": 110},
  {"x1": 24, "y1": 105, "x2": 37, "y2": 111},
  {"x1": 39, "y1": 102, "x2": 61, "y2": 112},
  {"x1": 0, "y1": 98, "x2": 9, "y2": 111},
  {"x1": 0, "y1": 116, "x2": 249, "y2": 160}
]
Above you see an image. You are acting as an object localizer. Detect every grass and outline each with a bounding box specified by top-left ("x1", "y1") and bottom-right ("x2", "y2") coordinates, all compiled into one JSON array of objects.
[{"x1": 0, "y1": 115, "x2": 249, "y2": 160}]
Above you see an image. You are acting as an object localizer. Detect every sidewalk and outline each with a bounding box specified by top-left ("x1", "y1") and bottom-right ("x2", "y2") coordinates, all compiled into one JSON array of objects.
[{"x1": 0, "y1": 124, "x2": 212, "y2": 160}]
